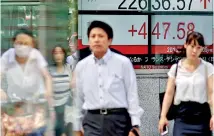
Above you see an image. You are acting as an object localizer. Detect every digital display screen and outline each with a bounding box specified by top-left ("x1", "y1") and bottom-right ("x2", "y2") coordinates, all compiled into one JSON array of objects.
[{"x1": 78, "y1": 0, "x2": 213, "y2": 69}]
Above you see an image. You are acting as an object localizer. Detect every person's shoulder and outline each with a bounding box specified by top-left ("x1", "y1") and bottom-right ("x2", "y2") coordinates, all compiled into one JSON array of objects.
[
  {"x1": 112, "y1": 52, "x2": 130, "y2": 63},
  {"x1": 31, "y1": 48, "x2": 46, "y2": 61},
  {"x1": 173, "y1": 60, "x2": 180, "y2": 67},
  {"x1": 79, "y1": 54, "x2": 92, "y2": 64},
  {"x1": 167, "y1": 63, "x2": 178, "y2": 78},
  {"x1": 30, "y1": 48, "x2": 48, "y2": 67},
  {"x1": 171, "y1": 59, "x2": 181, "y2": 69},
  {"x1": 32, "y1": 48, "x2": 42, "y2": 54},
  {"x1": 66, "y1": 55, "x2": 72, "y2": 62},
  {"x1": 67, "y1": 55, "x2": 72, "y2": 59},
  {"x1": 201, "y1": 59, "x2": 213, "y2": 68},
  {"x1": 201, "y1": 59, "x2": 214, "y2": 77},
  {"x1": 30, "y1": 48, "x2": 43, "y2": 57},
  {"x1": 2, "y1": 48, "x2": 14, "y2": 56},
  {"x1": 109, "y1": 48, "x2": 123, "y2": 55},
  {"x1": 1, "y1": 48, "x2": 15, "y2": 61},
  {"x1": 75, "y1": 54, "x2": 93, "y2": 70},
  {"x1": 168, "y1": 61, "x2": 179, "y2": 73}
]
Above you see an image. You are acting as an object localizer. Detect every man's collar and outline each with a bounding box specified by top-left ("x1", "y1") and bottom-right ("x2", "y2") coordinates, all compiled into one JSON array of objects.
[
  {"x1": 8, "y1": 48, "x2": 16, "y2": 63},
  {"x1": 92, "y1": 49, "x2": 112, "y2": 64}
]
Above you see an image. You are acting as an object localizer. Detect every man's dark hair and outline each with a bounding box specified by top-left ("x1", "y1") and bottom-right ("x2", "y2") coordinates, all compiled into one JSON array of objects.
[
  {"x1": 87, "y1": 20, "x2": 113, "y2": 39},
  {"x1": 12, "y1": 27, "x2": 34, "y2": 41}
]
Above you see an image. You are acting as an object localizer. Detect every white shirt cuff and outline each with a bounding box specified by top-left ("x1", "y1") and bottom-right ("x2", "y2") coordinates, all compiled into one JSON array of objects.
[
  {"x1": 131, "y1": 115, "x2": 141, "y2": 126},
  {"x1": 73, "y1": 119, "x2": 82, "y2": 131}
]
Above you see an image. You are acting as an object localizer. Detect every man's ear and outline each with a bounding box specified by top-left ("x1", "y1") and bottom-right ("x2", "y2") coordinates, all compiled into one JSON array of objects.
[
  {"x1": 184, "y1": 43, "x2": 187, "y2": 49},
  {"x1": 32, "y1": 39, "x2": 37, "y2": 49},
  {"x1": 108, "y1": 38, "x2": 112, "y2": 46}
]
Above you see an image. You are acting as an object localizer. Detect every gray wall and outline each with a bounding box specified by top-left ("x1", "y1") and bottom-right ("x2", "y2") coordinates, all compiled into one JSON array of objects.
[{"x1": 137, "y1": 74, "x2": 174, "y2": 136}]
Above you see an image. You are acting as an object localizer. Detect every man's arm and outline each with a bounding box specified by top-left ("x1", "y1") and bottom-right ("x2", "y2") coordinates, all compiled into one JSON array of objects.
[
  {"x1": 0, "y1": 54, "x2": 8, "y2": 100},
  {"x1": 205, "y1": 63, "x2": 214, "y2": 115},
  {"x1": 40, "y1": 68, "x2": 52, "y2": 100},
  {"x1": 73, "y1": 64, "x2": 85, "y2": 135},
  {"x1": 0, "y1": 72, "x2": 7, "y2": 100},
  {"x1": 35, "y1": 50, "x2": 53, "y2": 105},
  {"x1": 0, "y1": 88, "x2": 7, "y2": 100},
  {"x1": 208, "y1": 75, "x2": 213, "y2": 113},
  {"x1": 66, "y1": 56, "x2": 71, "y2": 65},
  {"x1": 123, "y1": 59, "x2": 144, "y2": 127},
  {"x1": 207, "y1": 63, "x2": 214, "y2": 130}
]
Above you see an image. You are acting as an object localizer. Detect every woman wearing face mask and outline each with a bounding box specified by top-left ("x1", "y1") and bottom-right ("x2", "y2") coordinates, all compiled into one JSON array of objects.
[
  {"x1": 0, "y1": 28, "x2": 52, "y2": 135},
  {"x1": 1, "y1": 28, "x2": 52, "y2": 100},
  {"x1": 49, "y1": 46, "x2": 73, "y2": 136},
  {"x1": 158, "y1": 31, "x2": 214, "y2": 135}
]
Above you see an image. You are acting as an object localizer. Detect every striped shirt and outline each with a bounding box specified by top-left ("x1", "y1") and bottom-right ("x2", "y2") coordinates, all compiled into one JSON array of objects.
[{"x1": 49, "y1": 65, "x2": 72, "y2": 106}]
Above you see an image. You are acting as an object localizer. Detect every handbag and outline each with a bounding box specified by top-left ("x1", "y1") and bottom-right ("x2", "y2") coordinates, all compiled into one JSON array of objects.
[{"x1": 159, "y1": 63, "x2": 178, "y2": 120}]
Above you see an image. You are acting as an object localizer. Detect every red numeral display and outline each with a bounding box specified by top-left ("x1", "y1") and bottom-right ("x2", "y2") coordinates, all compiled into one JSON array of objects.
[{"x1": 128, "y1": 22, "x2": 195, "y2": 40}]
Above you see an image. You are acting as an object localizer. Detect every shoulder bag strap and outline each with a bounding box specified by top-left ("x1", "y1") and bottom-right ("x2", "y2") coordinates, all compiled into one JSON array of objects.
[
  {"x1": 205, "y1": 64, "x2": 210, "y2": 104},
  {"x1": 174, "y1": 62, "x2": 179, "y2": 93}
]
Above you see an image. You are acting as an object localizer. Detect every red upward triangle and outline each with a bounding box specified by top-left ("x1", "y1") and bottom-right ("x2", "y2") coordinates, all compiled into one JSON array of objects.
[{"x1": 200, "y1": 0, "x2": 211, "y2": 9}]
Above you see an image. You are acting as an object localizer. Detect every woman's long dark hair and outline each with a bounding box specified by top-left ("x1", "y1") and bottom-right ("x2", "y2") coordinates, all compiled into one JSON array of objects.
[
  {"x1": 175, "y1": 31, "x2": 205, "y2": 58},
  {"x1": 51, "y1": 45, "x2": 67, "y2": 65}
]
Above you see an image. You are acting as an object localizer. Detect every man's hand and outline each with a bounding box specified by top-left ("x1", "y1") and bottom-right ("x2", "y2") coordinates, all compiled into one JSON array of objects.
[
  {"x1": 74, "y1": 131, "x2": 84, "y2": 136},
  {"x1": 210, "y1": 115, "x2": 214, "y2": 130},
  {"x1": 128, "y1": 127, "x2": 140, "y2": 136},
  {"x1": 0, "y1": 89, "x2": 7, "y2": 101}
]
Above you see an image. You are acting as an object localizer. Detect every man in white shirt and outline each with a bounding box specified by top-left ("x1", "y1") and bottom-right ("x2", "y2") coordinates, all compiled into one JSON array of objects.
[
  {"x1": 73, "y1": 20, "x2": 143, "y2": 136},
  {"x1": 0, "y1": 28, "x2": 52, "y2": 102}
]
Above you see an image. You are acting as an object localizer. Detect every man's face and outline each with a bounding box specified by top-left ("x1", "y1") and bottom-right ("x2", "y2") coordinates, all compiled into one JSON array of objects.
[
  {"x1": 14, "y1": 34, "x2": 34, "y2": 48},
  {"x1": 13, "y1": 34, "x2": 34, "y2": 58},
  {"x1": 88, "y1": 27, "x2": 112, "y2": 57}
]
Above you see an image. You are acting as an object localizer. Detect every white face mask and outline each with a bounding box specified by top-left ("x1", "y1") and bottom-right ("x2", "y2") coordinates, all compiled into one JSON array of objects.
[{"x1": 14, "y1": 44, "x2": 32, "y2": 58}]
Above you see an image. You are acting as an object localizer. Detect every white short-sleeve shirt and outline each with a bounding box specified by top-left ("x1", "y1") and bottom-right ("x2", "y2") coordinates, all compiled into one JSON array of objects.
[
  {"x1": 168, "y1": 58, "x2": 214, "y2": 105},
  {"x1": 1, "y1": 48, "x2": 48, "y2": 99},
  {"x1": 66, "y1": 52, "x2": 78, "y2": 71}
]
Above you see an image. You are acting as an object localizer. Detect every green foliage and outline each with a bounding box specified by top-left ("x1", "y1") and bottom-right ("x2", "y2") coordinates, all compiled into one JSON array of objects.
[{"x1": 68, "y1": 0, "x2": 78, "y2": 37}]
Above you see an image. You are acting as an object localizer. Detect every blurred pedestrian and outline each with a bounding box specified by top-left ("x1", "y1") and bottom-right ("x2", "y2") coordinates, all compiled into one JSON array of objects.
[
  {"x1": 0, "y1": 28, "x2": 52, "y2": 135},
  {"x1": 73, "y1": 20, "x2": 143, "y2": 136},
  {"x1": 159, "y1": 31, "x2": 214, "y2": 136},
  {"x1": 49, "y1": 45, "x2": 73, "y2": 136},
  {"x1": 67, "y1": 32, "x2": 78, "y2": 71}
]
